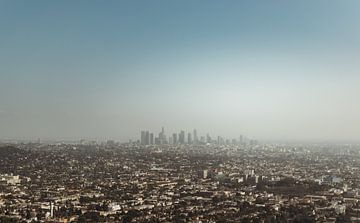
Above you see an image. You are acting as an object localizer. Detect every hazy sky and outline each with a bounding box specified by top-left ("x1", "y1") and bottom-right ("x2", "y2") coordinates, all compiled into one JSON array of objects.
[{"x1": 1, "y1": 1, "x2": 360, "y2": 142}]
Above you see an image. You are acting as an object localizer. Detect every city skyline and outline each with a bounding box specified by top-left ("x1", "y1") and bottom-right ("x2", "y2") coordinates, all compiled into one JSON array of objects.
[
  {"x1": 1, "y1": 1, "x2": 360, "y2": 142},
  {"x1": 2, "y1": 1, "x2": 360, "y2": 222},
  {"x1": 139, "y1": 127, "x2": 255, "y2": 146}
]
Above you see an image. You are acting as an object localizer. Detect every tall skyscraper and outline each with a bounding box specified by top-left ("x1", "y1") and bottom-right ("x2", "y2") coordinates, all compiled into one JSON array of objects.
[
  {"x1": 179, "y1": 130, "x2": 185, "y2": 144},
  {"x1": 217, "y1": 136, "x2": 222, "y2": 145},
  {"x1": 187, "y1": 132, "x2": 192, "y2": 144},
  {"x1": 193, "y1": 129, "x2": 198, "y2": 143},
  {"x1": 159, "y1": 127, "x2": 166, "y2": 144},
  {"x1": 206, "y1": 133, "x2": 211, "y2": 143},
  {"x1": 141, "y1": 131, "x2": 146, "y2": 145},
  {"x1": 145, "y1": 131, "x2": 150, "y2": 145},
  {"x1": 155, "y1": 137, "x2": 160, "y2": 145},
  {"x1": 150, "y1": 133, "x2": 154, "y2": 145},
  {"x1": 239, "y1": 135, "x2": 244, "y2": 145}
]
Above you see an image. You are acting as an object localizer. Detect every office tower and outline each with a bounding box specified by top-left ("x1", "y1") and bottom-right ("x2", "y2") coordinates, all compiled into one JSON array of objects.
[
  {"x1": 193, "y1": 129, "x2": 198, "y2": 143},
  {"x1": 169, "y1": 136, "x2": 173, "y2": 145},
  {"x1": 250, "y1": 139, "x2": 258, "y2": 145},
  {"x1": 187, "y1": 132, "x2": 192, "y2": 144},
  {"x1": 217, "y1": 136, "x2": 222, "y2": 145},
  {"x1": 172, "y1": 133, "x2": 177, "y2": 145},
  {"x1": 206, "y1": 133, "x2": 211, "y2": 143},
  {"x1": 239, "y1": 135, "x2": 243, "y2": 145},
  {"x1": 141, "y1": 131, "x2": 146, "y2": 145},
  {"x1": 200, "y1": 136, "x2": 205, "y2": 143},
  {"x1": 179, "y1": 130, "x2": 185, "y2": 144},
  {"x1": 158, "y1": 132, "x2": 162, "y2": 144},
  {"x1": 162, "y1": 127, "x2": 165, "y2": 140},
  {"x1": 145, "y1": 131, "x2": 150, "y2": 145},
  {"x1": 150, "y1": 133, "x2": 154, "y2": 145},
  {"x1": 159, "y1": 127, "x2": 166, "y2": 144}
]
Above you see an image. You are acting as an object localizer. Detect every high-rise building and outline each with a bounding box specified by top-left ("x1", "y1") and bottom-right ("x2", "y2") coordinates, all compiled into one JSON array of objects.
[
  {"x1": 206, "y1": 133, "x2": 211, "y2": 143},
  {"x1": 159, "y1": 127, "x2": 166, "y2": 144},
  {"x1": 179, "y1": 131, "x2": 185, "y2": 144},
  {"x1": 150, "y1": 133, "x2": 154, "y2": 145},
  {"x1": 145, "y1": 131, "x2": 150, "y2": 145},
  {"x1": 217, "y1": 136, "x2": 223, "y2": 145},
  {"x1": 155, "y1": 137, "x2": 160, "y2": 145},
  {"x1": 193, "y1": 129, "x2": 198, "y2": 143},
  {"x1": 239, "y1": 135, "x2": 244, "y2": 145},
  {"x1": 141, "y1": 131, "x2": 146, "y2": 145},
  {"x1": 172, "y1": 133, "x2": 177, "y2": 145},
  {"x1": 107, "y1": 140, "x2": 115, "y2": 146},
  {"x1": 187, "y1": 133, "x2": 192, "y2": 144}
]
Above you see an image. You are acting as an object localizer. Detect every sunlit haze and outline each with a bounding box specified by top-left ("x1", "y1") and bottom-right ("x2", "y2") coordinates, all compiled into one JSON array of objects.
[{"x1": 1, "y1": 1, "x2": 360, "y2": 142}]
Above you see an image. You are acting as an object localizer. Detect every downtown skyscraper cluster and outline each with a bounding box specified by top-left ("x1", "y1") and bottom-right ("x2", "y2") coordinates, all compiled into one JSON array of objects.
[{"x1": 140, "y1": 127, "x2": 256, "y2": 146}]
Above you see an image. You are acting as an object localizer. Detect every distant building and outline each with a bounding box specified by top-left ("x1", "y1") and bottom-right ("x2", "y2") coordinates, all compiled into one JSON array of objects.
[
  {"x1": 159, "y1": 127, "x2": 166, "y2": 144},
  {"x1": 141, "y1": 131, "x2": 146, "y2": 145},
  {"x1": 255, "y1": 175, "x2": 259, "y2": 184},
  {"x1": 232, "y1": 139, "x2": 237, "y2": 145},
  {"x1": 0, "y1": 174, "x2": 20, "y2": 185},
  {"x1": 155, "y1": 137, "x2": 160, "y2": 145},
  {"x1": 179, "y1": 131, "x2": 185, "y2": 144},
  {"x1": 150, "y1": 133, "x2": 154, "y2": 145},
  {"x1": 244, "y1": 169, "x2": 255, "y2": 177},
  {"x1": 106, "y1": 140, "x2": 115, "y2": 146},
  {"x1": 217, "y1": 136, "x2": 224, "y2": 145},
  {"x1": 193, "y1": 129, "x2": 198, "y2": 143},
  {"x1": 187, "y1": 133, "x2": 192, "y2": 144},
  {"x1": 145, "y1": 131, "x2": 150, "y2": 145},
  {"x1": 203, "y1": 170, "x2": 208, "y2": 179},
  {"x1": 173, "y1": 133, "x2": 177, "y2": 145},
  {"x1": 206, "y1": 133, "x2": 211, "y2": 143}
]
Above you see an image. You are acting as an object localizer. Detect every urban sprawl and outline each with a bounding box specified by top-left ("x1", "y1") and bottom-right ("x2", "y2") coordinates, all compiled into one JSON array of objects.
[{"x1": 1, "y1": 128, "x2": 360, "y2": 222}]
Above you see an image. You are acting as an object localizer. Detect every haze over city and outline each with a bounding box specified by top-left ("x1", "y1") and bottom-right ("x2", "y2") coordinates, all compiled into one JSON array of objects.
[
  {"x1": 3, "y1": 1, "x2": 360, "y2": 223},
  {"x1": 1, "y1": 1, "x2": 360, "y2": 142}
]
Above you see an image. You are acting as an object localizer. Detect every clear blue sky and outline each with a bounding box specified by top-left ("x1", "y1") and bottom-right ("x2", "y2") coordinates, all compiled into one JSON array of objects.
[{"x1": 1, "y1": 1, "x2": 360, "y2": 142}]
